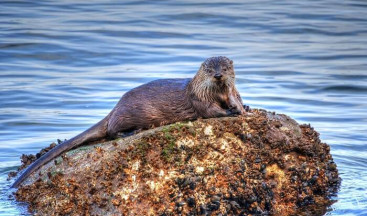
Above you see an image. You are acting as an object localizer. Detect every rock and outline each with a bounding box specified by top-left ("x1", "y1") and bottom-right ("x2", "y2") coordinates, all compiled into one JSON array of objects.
[{"x1": 13, "y1": 109, "x2": 340, "y2": 215}]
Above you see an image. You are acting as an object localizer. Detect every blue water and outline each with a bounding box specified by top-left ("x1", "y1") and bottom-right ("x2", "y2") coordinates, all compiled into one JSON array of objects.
[{"x1": 1, "y1": 0, "x2": 367, "y2": 215}]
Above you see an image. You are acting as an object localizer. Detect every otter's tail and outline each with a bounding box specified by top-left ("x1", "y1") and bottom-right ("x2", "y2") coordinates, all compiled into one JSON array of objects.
[{"x1": 11, "y1": 116, "x2": 109, "y2": 188}]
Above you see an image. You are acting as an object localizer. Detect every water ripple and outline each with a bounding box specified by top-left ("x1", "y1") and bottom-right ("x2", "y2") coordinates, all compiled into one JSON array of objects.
[{"x1": 0, "y1": 0, "x2": 367, "y2": 215}]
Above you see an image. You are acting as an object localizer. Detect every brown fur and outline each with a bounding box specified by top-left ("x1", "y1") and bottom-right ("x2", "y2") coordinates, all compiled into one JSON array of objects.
[{"x1": 12, "y1": 56, "x2": 245, "y2": 187}]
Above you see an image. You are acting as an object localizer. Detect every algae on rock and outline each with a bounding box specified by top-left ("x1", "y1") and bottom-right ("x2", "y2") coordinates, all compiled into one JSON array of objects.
[{"x1": 13, "y1": 109, "x2": 340, "y2": 215}]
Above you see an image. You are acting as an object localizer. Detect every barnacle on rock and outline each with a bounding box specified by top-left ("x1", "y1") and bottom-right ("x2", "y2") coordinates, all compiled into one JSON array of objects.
[{"x1": 13, "y1": 109, "x2": 340, "y2": 215}]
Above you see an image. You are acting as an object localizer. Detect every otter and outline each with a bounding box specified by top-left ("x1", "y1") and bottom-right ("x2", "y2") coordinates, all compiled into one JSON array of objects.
[{"x1": 11, "y1": 56, "x2": 246, "y2": 188}]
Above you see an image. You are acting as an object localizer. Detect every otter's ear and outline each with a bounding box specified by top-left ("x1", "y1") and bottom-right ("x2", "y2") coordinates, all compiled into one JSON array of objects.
[{"x1": 229, "y1": 59, "x2": 233, "y2": 65}]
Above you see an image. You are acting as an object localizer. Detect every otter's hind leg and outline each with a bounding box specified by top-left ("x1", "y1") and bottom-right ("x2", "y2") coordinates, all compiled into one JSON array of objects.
[{"x1": 107, "y1": 114, "x2": 135, "y2": 138}]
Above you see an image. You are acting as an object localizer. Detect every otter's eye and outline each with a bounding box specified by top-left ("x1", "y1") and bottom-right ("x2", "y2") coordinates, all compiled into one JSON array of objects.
[
  {"x1": 223, "y1": 68, "x2": 227, "y2": 72},
  {"x1": 207, "y1": 69, "x2": 214, "y2": 73}
]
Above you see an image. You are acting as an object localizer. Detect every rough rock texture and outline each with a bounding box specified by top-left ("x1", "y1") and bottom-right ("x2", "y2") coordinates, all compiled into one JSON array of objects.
[{"x1": 14, "y1": 109, "x2": 340, "y2": 215}]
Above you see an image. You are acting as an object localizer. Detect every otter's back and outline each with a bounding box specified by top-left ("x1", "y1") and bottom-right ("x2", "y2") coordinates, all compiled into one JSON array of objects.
[{"x1": 110, "y1": 78, "x2": 194, "y2": 131}]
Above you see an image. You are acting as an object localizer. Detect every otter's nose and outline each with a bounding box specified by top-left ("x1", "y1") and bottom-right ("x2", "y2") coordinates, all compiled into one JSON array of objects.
[{"x1": 214, "y1": 74, "x2": 223, "y2": 80}]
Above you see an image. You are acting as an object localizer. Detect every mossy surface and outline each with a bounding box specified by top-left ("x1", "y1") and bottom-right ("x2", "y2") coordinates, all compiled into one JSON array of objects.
[{"x1": 13, "y1": 109, "x2": 340, "y2": 215}]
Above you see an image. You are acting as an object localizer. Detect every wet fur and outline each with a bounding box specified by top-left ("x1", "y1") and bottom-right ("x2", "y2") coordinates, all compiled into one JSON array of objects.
[{"x1": 12, "y1": 56, "x2": 245, "y2": 188}]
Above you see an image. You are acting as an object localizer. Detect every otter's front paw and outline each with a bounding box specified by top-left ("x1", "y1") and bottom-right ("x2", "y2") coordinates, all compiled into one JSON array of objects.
[
  {"x1": 243, "y1": 104, "x2": 251, "y2": 112},
  {"x1": 225, "y1": 109, "x2": 233, "y2": 116},
  {"x1": 227, "y1": 108, "x2": 241, "y2": 116}
]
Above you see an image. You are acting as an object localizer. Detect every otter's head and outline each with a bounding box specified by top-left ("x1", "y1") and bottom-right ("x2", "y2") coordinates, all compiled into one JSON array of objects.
[
  {"x1": 190, "y1": 56, "x2": 236, "y2": 101},
  {"x1": 200, "y1": 56, "x2": 235, "y2": 85}
]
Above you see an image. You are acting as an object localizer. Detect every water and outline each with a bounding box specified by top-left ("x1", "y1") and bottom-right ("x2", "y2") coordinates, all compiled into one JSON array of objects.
[{"x1": 0, "y1": 0, "x2": 366, "y2": 215}]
